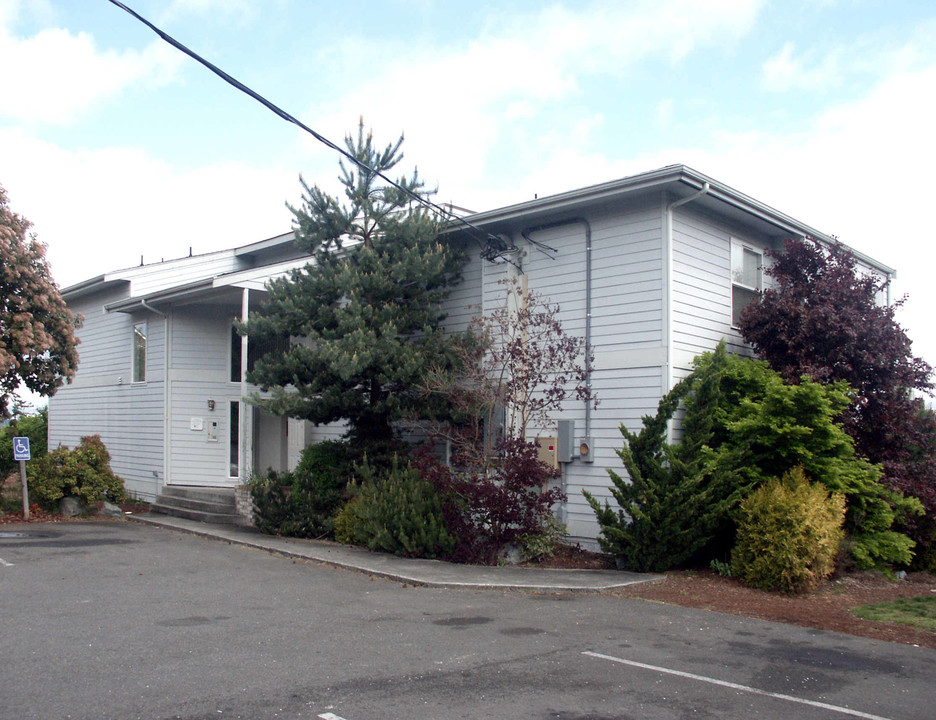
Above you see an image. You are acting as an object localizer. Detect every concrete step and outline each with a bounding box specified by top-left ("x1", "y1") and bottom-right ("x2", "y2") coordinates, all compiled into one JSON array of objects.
[
  {"x1": 151, "y1": 486, "x2": 243, "y2": 525},
  {"x1": 159, "y1": 486, "x2": 237, "y2": 506}
]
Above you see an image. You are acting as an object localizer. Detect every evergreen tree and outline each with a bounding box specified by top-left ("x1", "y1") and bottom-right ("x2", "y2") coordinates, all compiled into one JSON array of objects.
[
  {"x1": 586, "y1": 344, "x2": 921, "y2": 571},
  {"x1": 245, "y1": 123, "x2": 465, "y2": 444}
]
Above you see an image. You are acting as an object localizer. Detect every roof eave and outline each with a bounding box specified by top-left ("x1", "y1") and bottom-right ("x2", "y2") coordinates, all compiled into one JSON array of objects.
[
  {"x1": 103, "y1": 278, "x2": 217, "y2": 313},
  {"x1": 458, "y1": 164, "x2": 895, "y2": 277}
]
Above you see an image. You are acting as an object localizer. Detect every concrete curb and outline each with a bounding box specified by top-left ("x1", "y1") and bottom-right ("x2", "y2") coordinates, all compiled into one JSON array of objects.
[{"x1": 128, "y1": 512, "x2": 662, "y2": 593}]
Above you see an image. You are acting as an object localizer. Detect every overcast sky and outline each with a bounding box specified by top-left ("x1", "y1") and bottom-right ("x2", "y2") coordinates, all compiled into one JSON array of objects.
[{"x1": 2, "y1": 0, "x2": 935, "y2": 369}]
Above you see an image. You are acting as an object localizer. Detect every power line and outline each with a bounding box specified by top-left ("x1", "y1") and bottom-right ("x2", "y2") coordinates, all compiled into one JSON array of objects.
[{"x1": 107, "y1": 0, "x2": 502, "y2": 254}]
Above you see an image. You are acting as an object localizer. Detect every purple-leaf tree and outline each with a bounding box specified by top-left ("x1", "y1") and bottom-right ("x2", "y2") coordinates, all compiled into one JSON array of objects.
[
  {"x1": 738, "y1": 237, "x2": 935, "y2": 560},
  {"x1": 414, "y1": 277, "x2": 596, "y2": 563}
]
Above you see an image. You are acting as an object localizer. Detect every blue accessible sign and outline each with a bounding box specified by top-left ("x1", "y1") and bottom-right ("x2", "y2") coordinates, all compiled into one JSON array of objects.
[{"x1": 13, "y1": 436, "x2": 30, "y2": 462}]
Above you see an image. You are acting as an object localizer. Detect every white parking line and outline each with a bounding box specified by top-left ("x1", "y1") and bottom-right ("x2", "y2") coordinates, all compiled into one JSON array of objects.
[
  {"x1": 0, "y1": 557, "x2": 13, "y2": 567},
  {"x1": 583, "y1": 651, "x2": 893, "y2": 720},
  {"x1": 318, "y1": 713, "x2": 348, "y2": 720}
]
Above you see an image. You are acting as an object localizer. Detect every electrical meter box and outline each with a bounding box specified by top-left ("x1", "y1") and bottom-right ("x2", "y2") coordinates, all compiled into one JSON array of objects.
[{"x1": 535, "y1": 436, "x2": 558, "y2": 470}]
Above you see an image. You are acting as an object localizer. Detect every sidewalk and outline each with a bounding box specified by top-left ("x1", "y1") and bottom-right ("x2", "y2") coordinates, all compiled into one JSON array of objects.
[{"x1": 129, "y1": 512, "x2": 660, "y2": 593}]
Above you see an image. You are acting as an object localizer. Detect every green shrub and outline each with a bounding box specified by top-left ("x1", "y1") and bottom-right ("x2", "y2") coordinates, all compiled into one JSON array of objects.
[
  {"x1": 334, "y1": 456, "x2": 455, "y2": 559},
  {"x1": 0, "y1": 407, "x2": 48, "y2": 479},
  {"x1": 249, "y1": 440, "x2": 359, "y2": 538},
  {"x1": 587, "y1": 343, "x2": 921, "y2": 572},
  {"x1": 31, "y1": 435, "x2": 126, "y2": 510},
  {"x1": 731, "y1": 467, "x2": 845, "y2": 593},
  {"x1": 518, "y1": 515, "x2": 567, "y2": 563},
  {"x1": 583, "y1": 348, "x2": 737, "y2": 572},
  {"x1": 414, "y1": 438, "x2": 566, "y2": 565}
]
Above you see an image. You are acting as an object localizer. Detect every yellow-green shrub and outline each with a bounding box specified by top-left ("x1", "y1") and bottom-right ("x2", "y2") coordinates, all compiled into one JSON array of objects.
[{"x1": 732, "y1": 467, "x2": 845, "y2": 593}]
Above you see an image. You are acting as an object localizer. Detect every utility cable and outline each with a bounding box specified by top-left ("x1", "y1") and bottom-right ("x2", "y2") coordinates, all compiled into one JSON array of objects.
[{"x1": 107, "y1": 0, "x2": 503, "y2": 254}]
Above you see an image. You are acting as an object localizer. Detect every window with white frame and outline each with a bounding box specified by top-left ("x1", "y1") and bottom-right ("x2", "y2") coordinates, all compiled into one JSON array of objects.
[
  {"x1": 132, "y1": 321, "x2": 147, "y2": 383},
  {"x1": 731, "y1": 239, "x2": 762, "y2": 327},
  {"x1": 229, "y1": 401, "x2": 240, "y2": 478}
]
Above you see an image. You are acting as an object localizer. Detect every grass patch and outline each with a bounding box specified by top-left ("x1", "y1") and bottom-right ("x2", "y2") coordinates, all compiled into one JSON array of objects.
[{"x1": 853, "y1": 596, "x2": 936, "y2": 633}]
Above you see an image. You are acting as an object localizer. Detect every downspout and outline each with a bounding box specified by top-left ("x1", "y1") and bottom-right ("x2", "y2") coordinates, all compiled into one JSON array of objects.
[
  {"x1": 140, "y1": 299, "x2": 166, "y2": 318},
  {"x1": 140, "y1": 299, "x2": 170, "y2": 496},
  {"x1": 162, "y1": 310, "x2": 171, "y2": 492},
  {"x1": 664, "y1": 183, "x2": 710, "y2": 395},
  {"x1": 520, "y1": 217, "x2": 593, "y2": 440}
]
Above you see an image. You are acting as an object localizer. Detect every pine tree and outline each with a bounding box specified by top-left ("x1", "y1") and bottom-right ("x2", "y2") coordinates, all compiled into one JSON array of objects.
[{"x1": 245, "y1": 122, "x2": 465, "y2": 445}]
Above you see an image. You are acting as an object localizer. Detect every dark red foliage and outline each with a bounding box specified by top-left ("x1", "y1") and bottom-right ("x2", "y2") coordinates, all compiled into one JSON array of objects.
[
  {"x1": 413, "y1": 438, "x2": 565, "y2": 565},
  {"x1": 738, "y1": 237, "x2": 936, "y2": 551}
]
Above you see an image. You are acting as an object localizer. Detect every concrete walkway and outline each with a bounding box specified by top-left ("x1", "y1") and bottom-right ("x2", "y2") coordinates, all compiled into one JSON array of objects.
[{"x1": 129, "y1": 512, "x2": 659, "y2": 593}]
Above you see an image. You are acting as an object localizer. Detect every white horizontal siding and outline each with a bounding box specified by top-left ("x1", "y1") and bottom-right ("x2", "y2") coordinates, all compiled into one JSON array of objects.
[
  {"x1": 441, "y1": 250, "x2": 482, "y2": 334},
  {"x1": 123, "y1": 252, "x2": 247, "y2": 297},
  {"x1": 171, "y1": 305, "x2": 238, "y2": 374},
  {"x1": 470, "y1": 196, "x2": 666, "y2": 546},
  {"x1": 49, "y1": 285, "x2": 167, "y2": 500},
  {"x1": 168, "y1": 381, "x2": 241, "y2": 485},
  {"x1": 561, "y1": 366, "x2": 664, "y2": 544},
  {"x1": 671, "y1": 206, "x2": 774, "y2": 366},
  {"x1": 47, "y1": 383, "x2": 164, "y2": 501},
  {"x1": 166, "y1": 304, "x2": 244, "y2": 485}
]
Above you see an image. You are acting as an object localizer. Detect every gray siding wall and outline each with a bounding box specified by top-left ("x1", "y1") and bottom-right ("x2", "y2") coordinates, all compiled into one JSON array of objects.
[
  {"x1": 483, "y1": 195, "x2": 667, "y2": 543},
  {"x1": 122, "y1": 252, "x2": 246, "y2": 297},
  {"x1": 166, "y1": 305, "x2": 243, "y2": 486},
  {"x1": 671, "y1": 205, "x2": 774, "y2": 374},
  {"x1": 442, "y1": 249, "x2": 483, "y2": 334},
  {"x1": 48, "y1": 286, "x2": 166, "y2": 500}
]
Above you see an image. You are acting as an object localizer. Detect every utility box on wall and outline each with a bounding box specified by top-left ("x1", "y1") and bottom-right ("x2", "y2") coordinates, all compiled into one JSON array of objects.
[
  {"x1": 556, "y1": 420, "x2": 575, "y2": 463},
  {"x1": 535, "y1": 436, "x2": 558, "y2": 470},
  {"x1": 579, "y1": 437, "x2": 595, "y2": 463}
]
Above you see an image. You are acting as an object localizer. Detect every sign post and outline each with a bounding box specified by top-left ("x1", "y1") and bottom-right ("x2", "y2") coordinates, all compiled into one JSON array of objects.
[{"x1": 13, "y1": 437, "x2": 30, "y2": 520}]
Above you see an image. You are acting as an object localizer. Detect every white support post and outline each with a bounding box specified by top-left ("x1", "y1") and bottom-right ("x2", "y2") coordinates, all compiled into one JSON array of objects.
[{"x1": 240, "y1": 288, "x2": 252, "y2": 483}]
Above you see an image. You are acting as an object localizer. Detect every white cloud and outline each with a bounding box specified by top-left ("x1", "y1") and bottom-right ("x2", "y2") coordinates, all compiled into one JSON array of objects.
[
  {"x1": 0, "y1": 25, "x2": 183, "y2": 125},
  {"x1": 762, "y1": 41, "x2": 843, "y2": 91},
  {"x1": 762, "y1": 20, "x2": 936, "y2": 93},
  {"x1": 0, "y1": 0, "x2": 53, "y2": 26},
  {"x1": 298, "y1": 0, "x2": 764, "y2": 205},
  {"x1": 0, "y1": 128, "x2": 296, "y2": 288},
  {"x1": 619, "y1": 64, "x2": 936, "y2": 366}
]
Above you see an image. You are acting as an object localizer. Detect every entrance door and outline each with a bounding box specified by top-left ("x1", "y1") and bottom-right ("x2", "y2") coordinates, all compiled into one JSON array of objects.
[{"x1": 253, "y1": 409, "x2": 288, "y2": 476}]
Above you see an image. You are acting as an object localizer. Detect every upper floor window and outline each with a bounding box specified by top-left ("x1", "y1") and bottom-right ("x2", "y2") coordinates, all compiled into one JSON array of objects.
[
  {"x1": 231, "y1": 324, "x2": 290, "y2": 382},
  {"x1": 731, "y1": 239, "x2": 762, "y2": 327},
  {"x1": 132, "y1": 321, "x2": 147, "y2": 383}
]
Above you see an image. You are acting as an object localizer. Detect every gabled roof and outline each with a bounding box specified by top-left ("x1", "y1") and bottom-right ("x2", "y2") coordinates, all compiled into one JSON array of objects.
[
  {"x1": 103, "y1": 256, "x2": 313, "y2": 314},
  {"x1": 62, "y1": 232, "x2": 302, "y2": 304},
  {"x1": 463, "y1": 164, "x2": 894, "y2": 276},
  {"x1": 62, "y1": 165, "x2": 894, "y2": 307}
]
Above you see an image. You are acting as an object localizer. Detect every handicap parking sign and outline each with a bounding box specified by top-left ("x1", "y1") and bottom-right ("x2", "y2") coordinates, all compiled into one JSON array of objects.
[{"x1": 13, "y1": 437, "x2": 30, "y2": 461}]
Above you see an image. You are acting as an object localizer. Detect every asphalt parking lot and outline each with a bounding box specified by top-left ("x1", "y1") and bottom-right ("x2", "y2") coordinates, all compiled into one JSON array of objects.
[{"x1": 1, "y1": 520, "x2": 934, "y2": 720}]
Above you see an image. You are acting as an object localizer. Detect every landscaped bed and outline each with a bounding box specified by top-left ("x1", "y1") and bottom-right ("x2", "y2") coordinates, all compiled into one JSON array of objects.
[{"x1": 611, "y1": 568, "x2": 936, "y2": 650}]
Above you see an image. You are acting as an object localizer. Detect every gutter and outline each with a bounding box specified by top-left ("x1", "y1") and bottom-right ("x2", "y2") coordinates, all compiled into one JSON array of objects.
[
  {"x1": 140, "y1": 299, "x2": 167, "y2": 318},
  {"x1": 461, "y1": 164, "x2": 894, "y2": 278}
]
